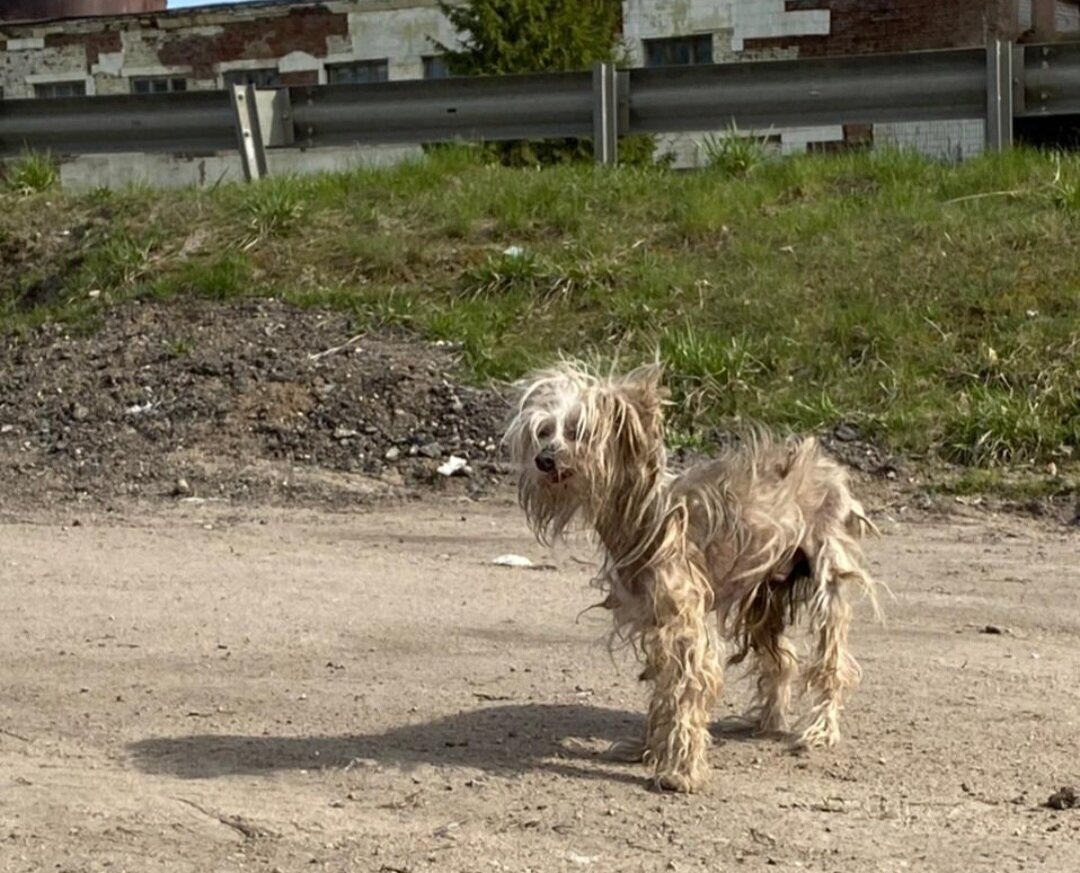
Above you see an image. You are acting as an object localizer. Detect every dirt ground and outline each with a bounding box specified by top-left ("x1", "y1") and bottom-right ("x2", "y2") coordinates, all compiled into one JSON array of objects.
[
  {"x1": 2, "y1": 493, "x2": 1078, "y2": 873},
  {"x1": 0, "y1": 300, "x2": 508, "y2": 507}
]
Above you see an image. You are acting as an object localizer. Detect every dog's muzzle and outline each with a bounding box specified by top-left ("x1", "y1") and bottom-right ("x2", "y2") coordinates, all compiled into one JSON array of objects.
[{"x1": 534, "y1": 448, "x2": 572, "y2": 483}]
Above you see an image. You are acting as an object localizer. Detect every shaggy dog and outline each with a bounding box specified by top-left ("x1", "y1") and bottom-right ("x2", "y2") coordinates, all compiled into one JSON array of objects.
[{"x1": 504, "y1": 361, "x2": 879, "y2": 793}]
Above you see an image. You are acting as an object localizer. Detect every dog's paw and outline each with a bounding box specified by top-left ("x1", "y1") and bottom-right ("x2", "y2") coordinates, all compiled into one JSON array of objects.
[
  {"x1": 603, "y1": 737, "x2": 646, "y2": 763},
  {"x1": 792, "y1": 723, "x2": 840, "y2": 751},
  {"x1": 652, "y1": 771, "x2": 701, "y2": 794}
]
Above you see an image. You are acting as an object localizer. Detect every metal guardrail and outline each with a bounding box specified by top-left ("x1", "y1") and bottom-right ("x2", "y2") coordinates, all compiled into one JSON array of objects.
[
  {"x1": 1022, "y1": 41, "x2": 1080, "y2": 116},
  {"x1": 627, "y1": 48, "x2": 990, "y2": 133},
  {"x1": 1, "y1": 39, "x2": 1079, "y2": 176},
  {"x1": 0, "y1": 89, "x2": 235, "y2": 155},
  {"x1": 290, "y1": 70, "x2": 596, "y2": 148}
]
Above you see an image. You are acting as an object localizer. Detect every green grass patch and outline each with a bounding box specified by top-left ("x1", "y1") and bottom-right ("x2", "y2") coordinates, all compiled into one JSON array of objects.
[
  {"x1": 2, "y1": 146, "x2": 1079, "y2": 476},
  {"x1": 1, "y1": 150, "x2": 59, "y2": 194}
]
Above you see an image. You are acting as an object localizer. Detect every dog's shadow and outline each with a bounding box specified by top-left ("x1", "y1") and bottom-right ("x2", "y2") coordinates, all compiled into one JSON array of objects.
[
  {"x1": 128, "y1": 703, "x2": 768, "y2": 786},
  {"x1": 129, "y1": 703, "x2": 642, "y2": 785}
]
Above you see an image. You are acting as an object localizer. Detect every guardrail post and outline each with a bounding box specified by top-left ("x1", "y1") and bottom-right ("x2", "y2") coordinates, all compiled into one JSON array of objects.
[
  {"x1": 255, "y1": 87, "x2": 295, "y2": 148},
  {"x1": 985, "y1": 38, "x2": 1015, "y2": 151},
  {"x1": 231, "y1": 83, "x2": 268, "y2": 182},
  {"x1": 592, "y1": 61, "x2": 618, "y2": 166}
]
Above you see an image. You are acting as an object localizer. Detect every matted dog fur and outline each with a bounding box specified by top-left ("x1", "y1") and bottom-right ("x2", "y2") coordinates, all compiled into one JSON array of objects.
[{"x1": 504, "y1": 361, "x2": 880, "y2": 793}]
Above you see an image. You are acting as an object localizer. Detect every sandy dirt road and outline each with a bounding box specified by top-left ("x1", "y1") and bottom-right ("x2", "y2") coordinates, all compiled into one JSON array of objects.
[{"x1": 1, "y1": 496, "x2": 1078, "y2": 873}]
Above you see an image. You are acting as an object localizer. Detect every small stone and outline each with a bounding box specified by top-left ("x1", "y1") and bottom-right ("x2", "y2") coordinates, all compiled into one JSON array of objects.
[
  {"x1": 834, "y1": 423, "x2": 859, "y2": 442},
  {"x1": 72, "y1": 405, "x2": 89, "y2": 422},
  {"x1": 1047, "y1": 786, "x2": 1079, "y2": 810},
  {"x1": 384, "y1": 446, "x2": 401, "y2": 462},
  {"x1": 419, "y1": 441, "x2": 443, "y2": 459}
]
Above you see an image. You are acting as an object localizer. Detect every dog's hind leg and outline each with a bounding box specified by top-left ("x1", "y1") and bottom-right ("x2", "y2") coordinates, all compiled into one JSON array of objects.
[
  {"x1": 748, "y1": 613, "x2": 799, "y2": 735},
  {"x1": 642, "y1": 567, "x2": 723, "y2": 793},
  {"x1": 729, "y1": 573, "x2": 801, "y2": 736},
  {"x1": 796, "y1": 537, "x2": 865, "y2": 749}
]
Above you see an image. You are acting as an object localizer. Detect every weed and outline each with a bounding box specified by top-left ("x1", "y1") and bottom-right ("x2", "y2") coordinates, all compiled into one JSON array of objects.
[
  {"x1": 240, "y1": 179, "x2": 306, "y2": 239},
  {"x1": 700, "y1": 125, "x2": 771, "y2": 178},
  {"x1": 2, "y1": 150, "x2": 59, "y2": 194}
]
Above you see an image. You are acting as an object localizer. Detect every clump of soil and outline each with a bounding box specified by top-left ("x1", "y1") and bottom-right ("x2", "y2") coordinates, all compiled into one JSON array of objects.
[
  {"x1": 0, "y1": 298, "x2": 510, "y2": 507},
  {"x1": 1046, "y1": 787, "x2": 1079, "y2": 810}
]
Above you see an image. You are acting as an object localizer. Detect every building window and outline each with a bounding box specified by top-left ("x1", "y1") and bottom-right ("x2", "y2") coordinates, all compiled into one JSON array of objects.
[
  {"x1": 326, "y1": 59, "x2": 389, "y2": 85},
  {"x1": 222, "y1": 68, "x2": 282, "y2": 89},
  {"x1": 34, "y1": 80, "x2": 87, "y2": 98},
  {"x1": 643, "y1": 35, "x2": 713, "y2": 67},
  {"x1": 422, "y1": 55, "x2": 451, "y2": 79},
  {"x1": 131, "y1": 76, "x2": 188, "y2": 95}
]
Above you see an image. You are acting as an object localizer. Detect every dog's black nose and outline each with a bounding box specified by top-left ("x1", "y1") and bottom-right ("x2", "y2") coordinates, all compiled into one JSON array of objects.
[{"x1": 535, "y1": 454, "x2": 556, "y2": 473}]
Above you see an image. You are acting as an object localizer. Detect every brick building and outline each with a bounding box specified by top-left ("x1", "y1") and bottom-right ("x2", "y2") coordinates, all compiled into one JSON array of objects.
[{"x1": 0, "y1": 0, "x2": 460, "y2": 99}]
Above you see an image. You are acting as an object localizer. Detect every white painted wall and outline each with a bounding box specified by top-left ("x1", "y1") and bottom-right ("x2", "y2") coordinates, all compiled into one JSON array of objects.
[
  {"x1": 1057, "y1": 0, "x2": 1080, "y2": 32},
  {"x1": 327, "y1": 5, "x2": 460, "y2": 81},
  {"x1": 621, "y1": 0, "x2": 829, "y2": 62}
]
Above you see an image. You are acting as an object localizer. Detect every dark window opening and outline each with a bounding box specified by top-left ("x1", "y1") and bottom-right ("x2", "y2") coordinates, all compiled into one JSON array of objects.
[
  {"x1": 132, "y1": 76, "x2": 188, "y2": 94},
  {"x1": 327, "y1": 60, "x2": 389, "y2": 85},
  {"x1": 34, "y1": 80, "x2": 87, "y2": 98},
  {"x1": 223, "y1": 68, "x2": 282, "y2": 89},
  {"x1": 643, "y1": 35, "x2": 713, "y2": 67}
]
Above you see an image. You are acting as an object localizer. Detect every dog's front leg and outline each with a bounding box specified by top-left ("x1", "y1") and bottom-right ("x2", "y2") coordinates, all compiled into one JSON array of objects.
[{"x1": 641, "y1": 569, "x2": 722, "y2": 793}]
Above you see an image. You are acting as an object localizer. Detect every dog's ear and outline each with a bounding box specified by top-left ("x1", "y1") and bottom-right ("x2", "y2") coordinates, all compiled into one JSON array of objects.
[
  {"x1": 624, "y1": 362, "x2": 664, "y2": 391},
  {"x1": 618, "y1": 363, "x2": 667, "y2": 427}
]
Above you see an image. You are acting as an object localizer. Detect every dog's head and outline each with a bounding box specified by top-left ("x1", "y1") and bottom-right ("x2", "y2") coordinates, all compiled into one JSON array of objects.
[{"x1": 504, "y1": 361, "x2": 668, "y2": 542}]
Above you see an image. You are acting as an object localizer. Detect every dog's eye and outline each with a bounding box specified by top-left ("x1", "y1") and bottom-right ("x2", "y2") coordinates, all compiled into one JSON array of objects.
[
  {"x1": 537, "y1": 423, "x2": 554, "y2": 440},
  {"x1": 564, "y1": 419, "x2": 581, "y2": 441}
]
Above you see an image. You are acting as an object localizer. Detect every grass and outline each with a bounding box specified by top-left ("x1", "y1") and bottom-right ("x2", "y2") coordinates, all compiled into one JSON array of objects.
[
  {"x1": 2, "y1": 145, "x2": 1079, "y2": 480},
  {"x1": 1, "y1": 150, "x2": 59, "y2": 194},
  {"x1": 699, "y1": 125, "x2": 772, "y2": 178}
]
